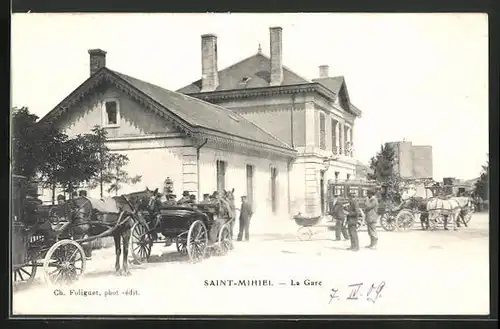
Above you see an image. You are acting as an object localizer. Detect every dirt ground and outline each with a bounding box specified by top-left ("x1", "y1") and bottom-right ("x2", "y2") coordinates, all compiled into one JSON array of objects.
[{"x1": 12, "y1": 212, "x2": 490, "y2": 316}]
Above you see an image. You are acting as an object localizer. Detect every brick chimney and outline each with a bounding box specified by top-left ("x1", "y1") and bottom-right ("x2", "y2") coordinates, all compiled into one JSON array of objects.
[
  {"x1": 269, "y1": 26, "x2": 283, "y2": 86},
  {"x1": 201, "y1": 34, "x2": 219, "y2": 92},
  {"x1": 319, "y1": 65, "x2": 329, "y2": 78},
  {"x1": 88, "y1": 49, "x2": 107, "y2": 76}
]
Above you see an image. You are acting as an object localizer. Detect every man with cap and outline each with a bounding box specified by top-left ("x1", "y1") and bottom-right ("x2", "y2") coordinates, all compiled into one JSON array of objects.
[
  {"x1": 201, "y1": 193, "x2": 211, "y2": 204},
  {"x1": 328, "y1": 194, "x2": 349, "y2": 241},
  {"x1": 364, "y1": 188, "x2": 379, "y2": 249},
  {"x1": 237, "y1": 195, "x2": 253, "y2": 241},
  {"x1": 177, "y1": 191, "x2": 191, "y2": 205},
  {"x1": 57, "y1": 194, "x2": 66, "y2": 205},
  {"x1": 345, "y1": 193, "x2": 360, "y2": 251}
]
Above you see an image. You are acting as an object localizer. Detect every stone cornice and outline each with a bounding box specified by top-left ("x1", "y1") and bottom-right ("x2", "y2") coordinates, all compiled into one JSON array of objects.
[
  {"x1": 193, "y1": 130, "x2": 297, "y2": 159},
  {"x1": 186, "y1": 82, "x2": 362, "y2": 117}
]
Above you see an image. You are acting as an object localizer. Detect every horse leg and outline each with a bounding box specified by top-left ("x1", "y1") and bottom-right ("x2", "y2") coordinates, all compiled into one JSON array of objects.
[
  {"x1": 113, "y1": 234, "x2": 122, "y2": 275},
  {"x1": 121, "y1": 225, "x2": 131, "y2": 276}
]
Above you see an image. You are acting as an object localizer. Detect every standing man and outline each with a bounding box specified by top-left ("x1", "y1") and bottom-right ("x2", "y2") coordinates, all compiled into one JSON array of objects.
[
  {"x1": 237, "y1": 195, "x2": 253, "y2": 241},
  {"x1": 364, "y1": 189, "x2": 379, "y2": 249},
  {"x1": 345, "y1": 193, "x2": 360, "y2": 251},
  {"x1": 328, "y1": 194, "x2": 349, "y2": 241}
]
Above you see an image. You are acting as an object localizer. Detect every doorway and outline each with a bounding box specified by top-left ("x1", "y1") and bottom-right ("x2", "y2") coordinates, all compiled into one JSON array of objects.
[
  {"x1": 320, "y1": 170, "x2": 325, "y2": 215},
  {"x1": 246, "y1": 165, "x2": 254, "y2": 206},
  {"x1": 271, "y1": 167, "x2": 278, "y2": 214}
]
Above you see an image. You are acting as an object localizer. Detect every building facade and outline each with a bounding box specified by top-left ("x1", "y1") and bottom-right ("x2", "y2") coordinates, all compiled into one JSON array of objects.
[
  {"x1": 385, "y1": 141, "x2": 433, "y2": 179},
  {"x1": 38, "y1": 50, "x2": 296, "y2": 221},
  {"x1": 178, "y1": 27, "x2": 362, "y2": 216}
]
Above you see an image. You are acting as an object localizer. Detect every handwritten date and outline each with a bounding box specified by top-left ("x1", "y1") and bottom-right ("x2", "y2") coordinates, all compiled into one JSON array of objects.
[{"x1": 329, "y1": 281, "x2": 385, "y2": 304}]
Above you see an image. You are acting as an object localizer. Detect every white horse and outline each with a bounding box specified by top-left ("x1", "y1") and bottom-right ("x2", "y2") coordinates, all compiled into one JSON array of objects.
[
  {"x1": 426, "y1": 196, "x2": 461, "y2": 230},
  {"x1": 426, "y1": 195, "x2": 474, "y2": 230}
]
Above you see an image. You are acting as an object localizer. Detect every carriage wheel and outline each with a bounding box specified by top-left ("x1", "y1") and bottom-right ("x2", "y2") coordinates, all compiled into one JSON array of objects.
[
  {"x1": 187, "y1": 220, "x2": 208, "y2": 262},
  {"x1": 13, "y1": 260, "x2": 38, "y2": 284},
  {"x1": 43, "y1": 239, "x2": 86, "y2": 285},
  {"x1": 380, "y1": 213, "x2": 396, "y2": 232},
  {"x1": 396, "y1": 210, "x2": 415, "y2": 230},
  {"x1": 130, "y1": 222, "x2": 153, "y2": 264},
  {"x1": 297, "y1": 227, "x2": 313, "y2": 241},
  {"x1": 176, "y1": 232, "x2": 188, "y2": 255},
  {"x1": 217, "y1": 224, "x2": 233, "y2": 256}
]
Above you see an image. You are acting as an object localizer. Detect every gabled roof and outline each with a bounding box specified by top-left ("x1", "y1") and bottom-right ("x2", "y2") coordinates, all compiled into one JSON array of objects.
[
  {"x1": 177, "y1": 52, "x2": 362, "y2": 117},
  {"x1": 311, "y1": 76, "x2": 345, "y2": 95},
  {"x1": 40, "y1": 67, "x2": 295, "y2": 154},
  {"x1": 177, "y1": 52, "x2": 310, "y2": 94}
]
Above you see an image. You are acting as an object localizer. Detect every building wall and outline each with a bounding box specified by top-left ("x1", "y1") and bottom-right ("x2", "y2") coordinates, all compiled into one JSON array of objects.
[
  {"x1": 386, "y1": 141, "x2": 433, "y2": 180},
  {"x1": 210, "y1": 94, "x2": 307, "y2": 148},
  {"x1": 198, "y1": 147, "x2": 290, "y2": 220},
  {"x1": 55, "y1": 85, "x2": 176, "y2": 138},
  {"x1": 412, "y1": 145, "x2": 433, "y2": 178}
]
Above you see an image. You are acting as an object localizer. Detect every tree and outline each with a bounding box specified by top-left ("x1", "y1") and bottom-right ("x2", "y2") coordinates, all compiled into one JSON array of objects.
[
  {"x1": 105, "y1": 153, "x2": 142, "y2": 195},
  {"x1": 367, "y1": 143, "x2": 403, "y2": 203},
  {"x1": 11, "y1": 107, "x2": 66, "y2": 180},
  {"x1": 53, "y1": 130, "x2": 105, "y2": 197},
  {"x1": 474, "y1": 157, "x2": 489, "y2": 200}
]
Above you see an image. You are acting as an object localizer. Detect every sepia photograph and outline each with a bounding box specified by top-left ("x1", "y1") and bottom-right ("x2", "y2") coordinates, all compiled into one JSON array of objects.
[{"x1": 10, "y1": 12, "x2": 489, "y2": 316}]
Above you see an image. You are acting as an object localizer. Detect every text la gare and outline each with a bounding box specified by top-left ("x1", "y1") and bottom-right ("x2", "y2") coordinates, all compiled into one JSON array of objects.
[{"x1": 290, "y1": 279, "x2": 322, "y2": 286}]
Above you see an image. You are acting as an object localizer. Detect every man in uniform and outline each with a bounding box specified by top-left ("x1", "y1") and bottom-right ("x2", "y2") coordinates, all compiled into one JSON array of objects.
[
  {"x1": 237, "y1": 195, "x2": 253, "y2": 241},
  {"x1": 177, "y1": 191, "x2": 191, "y2": 205},
  {"x1": 57, "y1": 194, "x2": 66, "y2": 205},
  {"x1": 364, "y1": 189, "x2": 379, "y2": 249},
  {"x1": 201, "y1": 193, "x2": 211, "y2": 204},
  {"x1": 328, "y1": 194, "x2": 349, "y2": 241},
  {"x1": 345, "y1": 193, "x2": 360, "y2": 251}
]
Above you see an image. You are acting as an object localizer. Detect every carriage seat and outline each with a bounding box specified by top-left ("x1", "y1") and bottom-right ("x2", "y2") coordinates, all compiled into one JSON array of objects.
[{"x1": 86, "y1": 197, "x2": 121, "y2": 214}]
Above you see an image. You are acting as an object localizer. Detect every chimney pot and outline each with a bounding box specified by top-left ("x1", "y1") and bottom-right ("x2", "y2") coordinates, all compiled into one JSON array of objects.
[
  {"x1": 88, "y1": 49, "x2": 107, "y2": 76},
  {"x1": 201, "y1": 34, "x2": 219, "y2": 92},
  {"x1": 269, "y1": 26, "x2": 283, "y2": 86},
  {"x1": 319, "y1": 65, "x2": 329, "y2": 78}
]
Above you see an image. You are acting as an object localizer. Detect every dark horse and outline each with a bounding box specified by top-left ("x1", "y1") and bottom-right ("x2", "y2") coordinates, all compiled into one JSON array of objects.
[{"x1": 67, "y1": 188, "x2": 157, "y2": 276}]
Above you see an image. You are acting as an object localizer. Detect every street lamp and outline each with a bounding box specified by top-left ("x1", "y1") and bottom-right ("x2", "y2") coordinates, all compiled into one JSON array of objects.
[{"x1": 322, "y1": 156, "x2": 336, "y2": 171}]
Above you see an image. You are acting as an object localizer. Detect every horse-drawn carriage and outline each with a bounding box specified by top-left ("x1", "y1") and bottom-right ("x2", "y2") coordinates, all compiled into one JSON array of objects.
[
  {"x1": 327, "y1": 179, "x2": 402, "y2": 232},
  {"x1": 11, "y1": 176, "x2": 155, "y2": 285},
  {"x1": 130, "y1": 189, "x2": 237, "y2": 264},
  {"x1": 11, "y1": 175, "x2": 89, "y2": 285},
  {"x1": 394, "y1": 183, "x2": 475, "y2": 231}
]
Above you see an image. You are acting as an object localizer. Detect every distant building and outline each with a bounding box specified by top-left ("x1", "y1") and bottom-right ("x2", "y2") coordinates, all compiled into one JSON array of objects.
[
  {"x1": 355, "y1": 161, "x2": 372, "y2": 180},
  {"x1": 385, "y1": 141, "x2": 433, "y2": 179}
]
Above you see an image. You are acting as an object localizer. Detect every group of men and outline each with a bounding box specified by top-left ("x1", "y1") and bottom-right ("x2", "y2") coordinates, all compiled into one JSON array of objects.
[
  {"x1": 167, "y1": 190, "x2": 254, "y2": 242},
  {"x1": 327, "y1": 189, "x2": 379, "y2": 252}
]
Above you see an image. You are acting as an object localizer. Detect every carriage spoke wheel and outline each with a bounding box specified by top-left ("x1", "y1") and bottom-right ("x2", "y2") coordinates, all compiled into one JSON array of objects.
[
  {"x1": 187, "y1": 220, "x2": 208, "y2": 262},
  {"x1": 380, "y1": 213, "x2": 396, "y2": 232},
  {"x1": 130, "y1": 222, "x2": 153, "y2": 264},
  {"x1": 297, "y1": 227, "x2": 313, "y2": 241},
  {"x1": 218, "y1": 224, "x2": 232, "y2": 256},
  {"x1": 396, "y1": 210, "x2": 415, "y2": 231},
  {"x1": 43, "y1": 239, "x2": 86, "y2": 285},
  {"x1": 13, "y1": 260, "x2": 37, "y2": 284},
  {"x1": 176, "y1": 232, "x2": 188, "y2": 255}
]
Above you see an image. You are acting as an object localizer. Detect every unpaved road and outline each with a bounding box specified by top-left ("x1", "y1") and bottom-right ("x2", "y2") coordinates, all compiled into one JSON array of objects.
[{"x1": 12, "y1": 213, "x2": 490, "y2": 316}]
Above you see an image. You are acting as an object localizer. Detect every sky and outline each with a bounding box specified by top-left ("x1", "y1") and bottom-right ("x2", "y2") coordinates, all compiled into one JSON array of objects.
[{"x1": 11, "y1": 13, "x2": 488, "y2": 181}]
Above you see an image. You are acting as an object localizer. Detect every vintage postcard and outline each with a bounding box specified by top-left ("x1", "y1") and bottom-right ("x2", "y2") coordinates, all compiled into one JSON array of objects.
[{"x1": 10, "y1": 13, "x2": 490, "y2": 316}]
